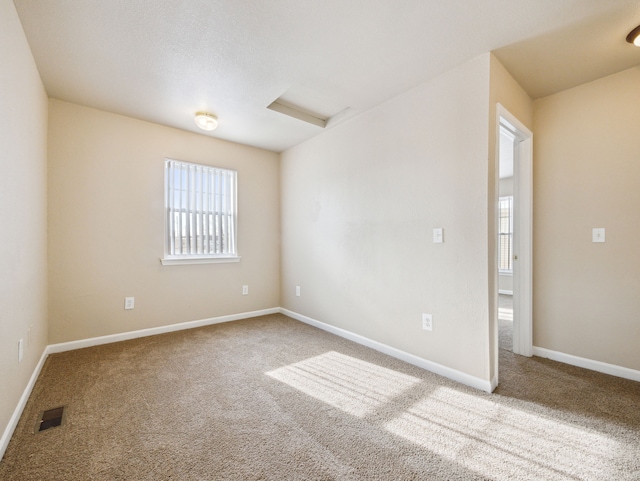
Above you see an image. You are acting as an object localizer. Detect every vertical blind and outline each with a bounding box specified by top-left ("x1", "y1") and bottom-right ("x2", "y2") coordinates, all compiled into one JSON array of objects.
[
  {"x1": 165, "y1": 159, "x2": 237, "y2": 257},
  {"x1": 499, "y1": 196, "x2": 513, "y2": 272}
]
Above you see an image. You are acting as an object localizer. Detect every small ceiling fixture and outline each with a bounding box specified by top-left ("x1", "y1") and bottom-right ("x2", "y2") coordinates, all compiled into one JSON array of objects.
[
  {"x1": 626, "y1": 25, "x2": 640, "y2": 46},
  {"x1": 194, "y1": 112, "x2": 218, "y2": 131}
]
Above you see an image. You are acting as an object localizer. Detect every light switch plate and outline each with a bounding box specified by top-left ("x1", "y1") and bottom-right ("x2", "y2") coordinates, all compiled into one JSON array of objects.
[
  {"x1": 124, "y1": 297, "x2": 135, "y2": 310},
  {"x1": 433, "y1": 228, "x2": 444, "y2": 244},
  {"x1": 592, "y1": 228, "x2": 605, "y2": 243}
]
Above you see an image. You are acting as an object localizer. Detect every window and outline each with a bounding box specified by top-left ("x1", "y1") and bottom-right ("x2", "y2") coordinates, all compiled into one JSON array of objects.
[
  {"x1": 498, "y1": 196, "x2": 513, "y2": 273},
  {"x1": 162, "y1": 159, "x2": 238, "y2": 265}
]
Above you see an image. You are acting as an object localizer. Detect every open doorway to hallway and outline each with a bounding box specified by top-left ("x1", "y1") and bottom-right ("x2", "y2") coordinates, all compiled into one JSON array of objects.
[
  {"x1": 496, "y1": 104, "x2": 533, "y2": 365},
  {"x1": 498, "y1": 122, "x2": 515, "y2": 353}
]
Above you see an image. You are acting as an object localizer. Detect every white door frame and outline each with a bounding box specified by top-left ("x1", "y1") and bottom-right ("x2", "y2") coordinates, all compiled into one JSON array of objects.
[{"x1": 497, "y1": 104, "x2": 533, "y2": 358}]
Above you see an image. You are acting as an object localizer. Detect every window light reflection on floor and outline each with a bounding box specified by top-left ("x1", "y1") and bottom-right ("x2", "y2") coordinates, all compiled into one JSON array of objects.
[
  {"x1": 265, "y1": 351, "x2": 420, "y2": 417},
  {"x1": 384, "y1": 386, "x2": 622, "y2": 480}
]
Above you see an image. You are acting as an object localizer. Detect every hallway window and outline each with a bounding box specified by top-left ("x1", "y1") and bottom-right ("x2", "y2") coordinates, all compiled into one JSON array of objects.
[{"x1": 499, "y1": 196, "x2": 513, "y2": 273}]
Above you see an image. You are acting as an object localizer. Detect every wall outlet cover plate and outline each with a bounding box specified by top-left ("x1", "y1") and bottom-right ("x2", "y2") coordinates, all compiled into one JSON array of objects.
[
  {"x1": 422, "y1": 313, "x2": 433, "y2": 331},
  {"x1": 592, "y1": 228, "x2": 605, "y2": 243},
  {"x1": 433, "y1": 228, "x2": 444, "y2": 243}
]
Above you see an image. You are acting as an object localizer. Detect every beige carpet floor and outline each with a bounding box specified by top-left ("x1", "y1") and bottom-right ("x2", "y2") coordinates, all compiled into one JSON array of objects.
[
  {"x1": 498, "y1": 294, "x2": 513, "y2": 352},
  {"x1": 1, "y1": 313, "x2": 639, "y2": 480}
]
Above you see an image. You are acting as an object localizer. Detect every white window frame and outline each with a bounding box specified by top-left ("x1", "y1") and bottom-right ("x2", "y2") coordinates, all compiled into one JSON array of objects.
[
  {"x1": 498, "y1": 195, "x2": 513, "y2": 274},
  {"x1": 161, "y1": 159, "x2": 239, "y2": 266}
]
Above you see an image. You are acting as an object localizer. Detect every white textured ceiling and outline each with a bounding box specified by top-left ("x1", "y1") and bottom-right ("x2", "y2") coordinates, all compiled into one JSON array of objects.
[{"x1": 13, "y1": 0, "x2": 640, "y2": 152}]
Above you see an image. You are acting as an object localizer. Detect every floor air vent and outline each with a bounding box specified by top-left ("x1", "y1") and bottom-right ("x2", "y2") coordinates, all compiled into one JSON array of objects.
[{"x1": 37, "y1": 406, "x2": 65, "y2": 432}]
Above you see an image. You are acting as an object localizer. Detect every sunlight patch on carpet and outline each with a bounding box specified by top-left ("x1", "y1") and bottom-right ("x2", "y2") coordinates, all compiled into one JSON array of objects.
[
  {"x1": 266, "y1": 351, "x2": 420, "y2": 417},
  {"x1": 385, "y1": 386, "x2": 622, "y2": 480}
]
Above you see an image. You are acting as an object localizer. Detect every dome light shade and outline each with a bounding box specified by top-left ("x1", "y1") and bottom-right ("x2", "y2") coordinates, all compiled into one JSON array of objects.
[
  {"x1": 194, "y1": 112, "x2": 218, "y2": 131},
  {"x1": 626, "y1": 25, "x2": 640, "y2": 46}
]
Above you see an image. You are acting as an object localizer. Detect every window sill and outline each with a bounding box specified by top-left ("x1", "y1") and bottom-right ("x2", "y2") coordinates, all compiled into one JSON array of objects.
[
  {"x1": 499, "y1": 270, "x2": 513, "y2": 276},
  {"x1": 160, "y1": 256, "x2": 241, "y2": 266}
]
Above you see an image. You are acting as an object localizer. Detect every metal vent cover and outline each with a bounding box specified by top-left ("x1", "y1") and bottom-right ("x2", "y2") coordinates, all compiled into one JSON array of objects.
[{"x1": 36, "y1": 406, "x2": 65, "y2": 433}]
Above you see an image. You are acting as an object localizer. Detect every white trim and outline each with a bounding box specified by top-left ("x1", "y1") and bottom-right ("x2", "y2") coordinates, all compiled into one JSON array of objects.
[
  {"x1": 533, "y1": 346, "x2": 640, "y2": 383},
  {"x1": 47, "y1": 308, "x2": 280, "y2": 354},
  {"x1": 0, "y1": 348, "x2": 48, "y2": 461},
  {"x1": 160, "y1": 256, "x2": 241, "y2": 266},
  {"x1": 498, "y1": 289, "x2": 513, "y2": 296},
  {"x1": 490, "y1": 375, "x2": 498, "y2": 392},
  {"x1": 281, "y1": 308, "x2": 493, "y2": 393}
]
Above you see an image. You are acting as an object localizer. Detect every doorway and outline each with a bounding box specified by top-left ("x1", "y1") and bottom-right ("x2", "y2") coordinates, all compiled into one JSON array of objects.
[{"x1": 496, "y1": 105, "x2": 533, "y2": 362}]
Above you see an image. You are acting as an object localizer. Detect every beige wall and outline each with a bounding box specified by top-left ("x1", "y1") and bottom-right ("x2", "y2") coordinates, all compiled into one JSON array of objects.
[
  {"x1": 533, "y1": 67, "x2": 640, "y2": 370},
  {"x1": 0, "y1": 0, "x2": 49, "y2": 446},
  {"x1": 281, "y1": 55, "x2": 493, "y2": 382},
  {"x1": 48, "y1": 100, "x2": 280, "y2": 344},
  {"x1": 489, "y1": 56, "x2": 534, "y2": 133}
]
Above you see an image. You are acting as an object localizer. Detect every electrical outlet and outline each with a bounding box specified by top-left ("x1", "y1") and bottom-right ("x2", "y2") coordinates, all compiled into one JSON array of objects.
[
  {"x1": 242, "y1": 285, "x2": 249, "y2": 295},
  {"x1": 124, "y1": 297, "x2": 135, "y2": 310},
  {"x1": 18, "y1": 339, "x2": 24, "y2": 363},
  {"x1": 422, "y1": 313, "x2": 433, "y2": 331},
  {"x1": 433, "y1": 228, "x2": 444, "y2": 243},
  {"x1": 592, "y1": 228, "x2": 605, "y2": 243},
  {"x1": 295, "y1": 285, "x2": 301, "y2": 297}
]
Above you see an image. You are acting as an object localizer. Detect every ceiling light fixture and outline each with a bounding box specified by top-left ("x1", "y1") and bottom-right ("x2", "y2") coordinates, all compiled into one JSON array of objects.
[
  {"x1": 626, "y1": 25, "x2": 640, "y2": 46},
  {"x1": 194, "y1": 112, "x2": 218, "y2": 131}
]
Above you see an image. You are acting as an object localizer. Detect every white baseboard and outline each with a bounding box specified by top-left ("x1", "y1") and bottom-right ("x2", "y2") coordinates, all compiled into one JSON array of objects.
[
  {"x1": 0, "y1": 348, "x2": 48, "y2": 462},
  {"x1": 281, "y1": 308, "x2": 493, "y2": 393},
  {"x1": 47, "y1": 308, "x2": 280, "y2": 354},
  {"x1": 533, "y1": 346, "x2": 640, "y2": 383}
]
